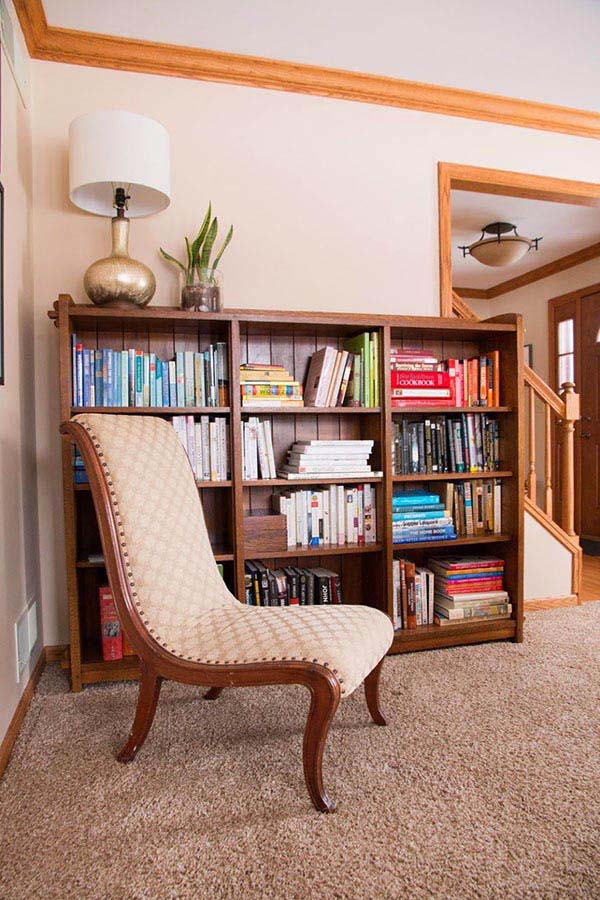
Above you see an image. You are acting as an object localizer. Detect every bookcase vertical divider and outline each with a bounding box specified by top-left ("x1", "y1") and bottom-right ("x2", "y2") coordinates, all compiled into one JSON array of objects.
[
  {"x1": 58, "y1": 295, "x2": 83, "y2": 691},
  {"x1": 229, "y1": 319, "x2": 246, "y2": 599},
  {"x1": 381, "y1": 325, "x2": 394, "y2": 620}
]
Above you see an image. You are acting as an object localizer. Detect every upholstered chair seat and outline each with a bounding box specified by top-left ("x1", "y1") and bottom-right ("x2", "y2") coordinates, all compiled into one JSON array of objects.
[{"x1": 64, "y1": 412, "x2": 393, "y2": 810}]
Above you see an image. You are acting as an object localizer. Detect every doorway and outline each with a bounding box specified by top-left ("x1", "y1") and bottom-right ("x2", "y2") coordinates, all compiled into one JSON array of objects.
[{"x1": 549, "y1": 283, "x2": 600, "y2": 548}]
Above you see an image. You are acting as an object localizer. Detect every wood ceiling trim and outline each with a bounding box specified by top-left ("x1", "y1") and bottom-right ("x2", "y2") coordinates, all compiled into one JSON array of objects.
[
  {"x1": 454, "y1": 241, "x2": 600, "y2": 301},
  {"x1": 13, "y1": 0, "x2": 600, "y2": 140}
]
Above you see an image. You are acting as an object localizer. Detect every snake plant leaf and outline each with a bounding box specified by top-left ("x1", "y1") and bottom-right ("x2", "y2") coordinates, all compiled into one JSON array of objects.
[
  {"x1": 211, "y1": 225, "x2": 233, "y2": 273},
  {"x1": 185, "y1": 237, "x2": 194, "y2": 272},
  {"x1": 200, "y1": 217, "x2": 219, "y2": 270},
  {"x1": 191, "y1": 203, "x2": 212, "y2": 266},
  {"x1": 159, "y1": 247, "x2": 186, "y2": 272}
]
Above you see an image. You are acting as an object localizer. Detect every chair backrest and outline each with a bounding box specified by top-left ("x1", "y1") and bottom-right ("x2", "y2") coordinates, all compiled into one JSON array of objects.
[{"x1": 73, "y1": 414, "x2": 238, "y2": 649}]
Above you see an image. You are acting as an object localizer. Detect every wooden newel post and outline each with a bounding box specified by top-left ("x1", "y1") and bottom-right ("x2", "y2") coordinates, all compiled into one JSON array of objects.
[{"x1": 559, "y1": 382, "x2": 580, "y2": 538}]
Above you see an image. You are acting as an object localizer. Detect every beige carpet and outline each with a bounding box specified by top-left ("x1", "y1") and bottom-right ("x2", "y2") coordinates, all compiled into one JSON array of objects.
[{"x1": 1, "y1": 605, "x2": 599, "y2": 900}]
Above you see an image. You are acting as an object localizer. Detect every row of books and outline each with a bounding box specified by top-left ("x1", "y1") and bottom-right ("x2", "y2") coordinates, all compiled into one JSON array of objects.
[
  {"x1": 393, "y1": 555, "x2": 510, "y2": 629},
  {"x1": 242, "y1": 417, "x2": 277, "y2": 479},
  {"x1": 279, "y1": 439, "x2": 381, "y2": 480},
  {"x1": 71, "y1": 336, "x2": 229, "y2": 408},
  {"x1": 390, "y1": 348, "x2": 500, "y2": 408},
  {"x1": 172, "y1": 415, "x2": 230, "y2": 482},
  {"x1": 445, "y1": 480, "x2": 503, "y2": 537},
  {"x1": 245, "y1": 561, "x2": 342, "y2": 606},
  {"x1": 272, "y1": 484, "x2": 377, "y2": 547},
  {"x1": 304, "y1": 332, "x2": 380, "y2": 408},
  {"x1": 240, "y1": 363, "x2": 303, "y2": 409},
  {"x1": 391, "y1": 414, "x2": 501, "y2": 475},
  {"x1": 391, "y1": 488, "x2": 456, "y2": 544}
]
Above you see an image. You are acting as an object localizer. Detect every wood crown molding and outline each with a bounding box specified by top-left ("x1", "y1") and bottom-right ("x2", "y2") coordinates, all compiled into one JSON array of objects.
[
  {"x1": 454, "y1": 241, "x2": 600, "y2": 302},
  {"x1": 13, "y1": 0, "x2": 600, "y2": 140}
]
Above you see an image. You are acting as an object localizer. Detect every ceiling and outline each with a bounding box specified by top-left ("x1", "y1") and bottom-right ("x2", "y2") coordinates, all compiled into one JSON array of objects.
[
  {"x1": 451, "y1": 191, "x2": 600, "y2": 290},
  {"x1": 41, "y1": 0, "x2": 600, "y2": 112}
]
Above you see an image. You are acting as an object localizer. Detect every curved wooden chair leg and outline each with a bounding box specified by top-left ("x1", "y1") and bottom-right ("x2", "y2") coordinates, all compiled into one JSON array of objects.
[
  {"x1": 203, "y1": 686, "x2": 223, "y2": 700},
  {"x1": 364, "y1": 660, "x2": 387, "y2": 726},
  {"x1": 303, "y1": 675, "x2": 341, "y2": 813},
  {"x1": 117, "y1": 664, "x2": 163, "y2": 763}
]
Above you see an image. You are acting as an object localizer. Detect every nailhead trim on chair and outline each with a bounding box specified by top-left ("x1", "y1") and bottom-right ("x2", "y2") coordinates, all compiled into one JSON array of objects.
[{"x1": 78, "y1": 418, "x2": 346, "y2": 692}]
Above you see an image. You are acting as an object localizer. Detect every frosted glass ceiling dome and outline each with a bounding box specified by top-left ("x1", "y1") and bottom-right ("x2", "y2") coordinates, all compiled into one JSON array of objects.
[{"x1": 459, "y1": 222, "x2": 542, "y2": 268}]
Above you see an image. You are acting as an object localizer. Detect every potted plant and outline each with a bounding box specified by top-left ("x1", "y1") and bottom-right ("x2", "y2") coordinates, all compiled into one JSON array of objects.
[{"x1": 160, "y1": 204, "x2": 233, "y2": 311}]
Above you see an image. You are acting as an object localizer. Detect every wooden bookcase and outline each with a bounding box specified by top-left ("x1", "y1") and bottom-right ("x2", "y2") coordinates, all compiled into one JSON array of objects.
[{"x1": 49, "y1": 296, "x2": 524, "y2": 691}]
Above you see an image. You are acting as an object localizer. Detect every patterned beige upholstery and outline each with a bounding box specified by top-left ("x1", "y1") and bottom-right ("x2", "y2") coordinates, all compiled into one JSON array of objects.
[{"x1": 74, "y1": 414, "x2": 393, "y2": 695}]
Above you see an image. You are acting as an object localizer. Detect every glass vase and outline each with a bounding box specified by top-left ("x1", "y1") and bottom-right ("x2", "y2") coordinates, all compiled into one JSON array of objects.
[{"x1": 180, "y1": 268, "x2": 223, "y2": 312}]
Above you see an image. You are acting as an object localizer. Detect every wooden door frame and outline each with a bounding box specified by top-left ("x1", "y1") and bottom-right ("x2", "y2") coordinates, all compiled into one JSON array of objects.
[
  {"x1": 548, "y1": 281, "x2": 600, "y2": 537},
  {"x1": 438, "y1": 162, "x2": 600, "y2": 317}
]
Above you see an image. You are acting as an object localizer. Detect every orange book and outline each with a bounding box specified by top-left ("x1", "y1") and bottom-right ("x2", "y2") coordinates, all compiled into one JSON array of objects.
[{"x1": 491, "y1": 350, "x2": 500, "y2": 406}]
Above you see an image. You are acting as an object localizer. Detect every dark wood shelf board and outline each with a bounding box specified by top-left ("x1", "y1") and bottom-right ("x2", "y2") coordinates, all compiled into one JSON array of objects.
[
  {"x1": 246, "y1": 542, "x2": 383, "y2": 559},
  {"x1": 392, "y1": 471, "x2": 513, "y2": 482},
  {"x1": 389, "y1": 618, "x2": 517, "y2": 653},
  {"x1": 241, "y1": 407, "x2": 381, "y2": 415},
  {"x1": 391, "y1": 533, "x2": 511, "y2": 550},
  {"x1": 71, "y1": 406, "x2": 230, "y2": 416},
  {"x1": 391, "y1": 406, "x2": 511, "y2": 415}
]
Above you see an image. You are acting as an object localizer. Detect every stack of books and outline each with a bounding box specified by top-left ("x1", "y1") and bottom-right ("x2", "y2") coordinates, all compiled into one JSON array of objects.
[
  {"x1": 277, "y1": 439, "x2": 380, "y2": 479},
  {"x1": 242, "y1": 417, "x2": 277, "y2": 479},
  {"x1": 390, "y1": 347, "x2": 500, "y2": 408},
  {"x1": 272, "y1": 484, "x2": 377, "y2": 547},
  {"x1": 392, "y1": 488, "x2": 457, "y2": 545},
  {"x1": 428, "y1": 555, "x2": 510, "y2": 626},
  {"x1": 391, "y1": 413, "x2": 500, "y2": 475},
  {"x1": 245, "y1": 561, "x2": 342, "y2": 606},
  {"x1": 71, "y1": 335, "x2": 229, "y2": 408},
  {"x1": 442, "y1": 480, "x2": 503, "y2": 536},
  {"x1": 172, "y1": 415, "x2": 229, "y2": 481},
  {"x1": 240, "y1": 363, "x2": 303, "y2": 408},
  {"x1": 392, "y1": 559, "x2": 435, "y2": 629},
  {"x1": 303, "y1": 332, "x2": 380, "y2": 407}
]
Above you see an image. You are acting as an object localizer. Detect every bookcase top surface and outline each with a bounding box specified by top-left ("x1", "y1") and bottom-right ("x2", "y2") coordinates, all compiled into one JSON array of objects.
[{"x1": 50, "y1": 296, "x2": 518, "y2": 337}]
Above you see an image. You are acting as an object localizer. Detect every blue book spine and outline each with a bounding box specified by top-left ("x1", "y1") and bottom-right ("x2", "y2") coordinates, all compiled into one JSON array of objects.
[
  {"x1": 444, "y1": 571, "x2": 504, "y2": 581},
  {"x1": 162, "y1": 360, "x2": 170, "y2": 407},
  {"x1": 82, "y1": 349, "x2": 91, "y2": 406},
  {"x1": 76, "y1": 344, "x2": 83, "y2": 406},
  {"x1": 135, "y1": 352, "x2": 143, "y2": 406},
  {"x1": 156, "y1": 359, "x2": 163, "y2": 408},
  {"x1": 176, "y1": 352, "x2": 185, "y2": 407},
  {"x1": 128, "y1": 350, "x2": 136, "y2": 406},
  {"x1": 143, "y1": 354, "x2": 150, "y2": 406},
  {"x1": 169, "y1": 361, "x2": 177, "y2": 408},
  {"x1": 114, "y1": 351, "x2": 121, "y2": 406},
  {"x1": 94, "y1": 351, "x2": 103, "y2": 407},
  {"x1": 392, "y1": 509, "x2": 447, "y2": 521},
  {"x1": 71, "y1": 334, "x2": 78, "y2": 405},
  {"x1": 392, "y1": 494, "x2": 440, "y2": 507},
  {"x1": 101, "y1": 350, "x2": 109, "y2": 407},
  {"x1": 107, "y1": 350, "x2": 114, "y2": 406}
]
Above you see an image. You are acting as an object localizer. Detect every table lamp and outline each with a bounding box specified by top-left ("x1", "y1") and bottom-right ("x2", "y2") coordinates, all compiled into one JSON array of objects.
[{"x1": 69, "y1": 110, "x2": 171, "y2": 307}]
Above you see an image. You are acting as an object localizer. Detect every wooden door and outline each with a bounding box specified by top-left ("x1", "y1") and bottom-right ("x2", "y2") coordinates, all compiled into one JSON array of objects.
[
  {"x1": 549, "y1": 296, "x2": 578, "y2": 531},
  {"x1": 579, "y1": 291, "x2": 600, "y2": 540}
]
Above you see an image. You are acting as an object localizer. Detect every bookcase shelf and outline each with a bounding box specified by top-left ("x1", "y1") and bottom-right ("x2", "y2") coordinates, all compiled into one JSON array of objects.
[
  {"x1": 50, "y1": 297, "x2": 524, "y2": 691},
  {"x1": 71, "y1": 406, "x2": 230, "y2": 416}
]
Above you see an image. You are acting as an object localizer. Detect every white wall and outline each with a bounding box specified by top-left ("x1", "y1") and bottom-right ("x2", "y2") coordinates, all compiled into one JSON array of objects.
[
  {"x1": 0, "y1": 43, "x2": 43, "y2": 741},
  {"x1": 524, "y1": 513, "x2": 572, "y2": 600}
]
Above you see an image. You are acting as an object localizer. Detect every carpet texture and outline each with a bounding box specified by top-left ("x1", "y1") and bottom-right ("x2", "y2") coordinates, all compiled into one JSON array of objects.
[{"x1": 1, "y1": 605, "x2": 599, "y2": 900}]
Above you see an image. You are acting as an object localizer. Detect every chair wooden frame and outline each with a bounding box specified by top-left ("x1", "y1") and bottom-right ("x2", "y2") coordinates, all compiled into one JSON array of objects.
[{"x1": 61, "y1": 419, "x2": 387, "y2": 812}]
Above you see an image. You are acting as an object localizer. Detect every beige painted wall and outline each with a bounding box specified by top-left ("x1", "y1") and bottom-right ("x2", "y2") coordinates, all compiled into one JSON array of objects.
[
  {"x1": 0, "y1": 45, "x2": 43, "y2": 740},
  {"x1": 29, "y1": 62, "x2": 600, "y2": 644}
]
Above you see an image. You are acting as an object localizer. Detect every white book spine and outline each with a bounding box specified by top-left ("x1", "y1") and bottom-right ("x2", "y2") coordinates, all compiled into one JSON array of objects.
[
  {"x1": 357, "y1": 485, "x2": 364, "y2": 544},
  {"x1": 315, "y1": 347, "x2": 338, "y2": 407},
  {"x1": 257, "y1": 421, "x2": 270, "y2": 479},
  {"x1": 201, "y1": 416, "x2": 210, "y2": 480},
  {"x1": 494, "y1": 479, "x2": 502, "y2": 532},
  {"x1": 337, "y1": 485, "x2": 345, "y2": 544},
  {"x1": 194, "y1": 422, "x2": 204, "y2": 481},
  {"x1": 185, "y1": 415, "x2": 197, "y2": 477},
  {"x1": 209, "y1": 422, "x2": 218, "y2": 481},
  {"x1": 328, "y1": 486, "x2": 336, "y2": 546},
  {"x1": 322, "y1": 491, "x2": 330, "y2": 544},
  {"x1": 264, "y1": 419, "x2": 277, "y2": 478},
  {"x1": 121, "y1": 351, "x2": 129, "y2": 407},
  {"x1": 289, "y1": 494, "x2": 297, "y2": 546}
]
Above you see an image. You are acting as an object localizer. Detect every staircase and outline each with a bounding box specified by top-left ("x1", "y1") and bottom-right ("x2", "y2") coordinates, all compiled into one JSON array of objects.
[{"x1": 451, "y1": 290, "x2": 582, "y2": 607}]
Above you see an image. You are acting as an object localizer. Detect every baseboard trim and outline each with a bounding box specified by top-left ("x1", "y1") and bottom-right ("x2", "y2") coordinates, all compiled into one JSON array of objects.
[
  {"x1": 45, "y1": 644, "x2": 69, "y2": 662},
  {"x1": 524, "y1": 594, "x2": 579, "y2": 611},
  {"x1": 0, "y1": 648, "x2": 46, "y2": 780}
]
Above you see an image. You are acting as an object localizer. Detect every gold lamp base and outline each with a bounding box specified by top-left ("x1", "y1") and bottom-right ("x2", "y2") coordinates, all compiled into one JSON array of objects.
[{"x1": 84, "y1": 215, "x2": 156, "y2": 308}]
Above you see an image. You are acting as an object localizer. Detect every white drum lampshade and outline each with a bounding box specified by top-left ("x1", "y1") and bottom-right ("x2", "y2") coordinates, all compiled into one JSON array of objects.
[
  {"x1": 68, "y1": 110, "x2": 171, "y2": 307},
  {"x1": 69, "y1": 110, "x2": 171, "y2": 216}
]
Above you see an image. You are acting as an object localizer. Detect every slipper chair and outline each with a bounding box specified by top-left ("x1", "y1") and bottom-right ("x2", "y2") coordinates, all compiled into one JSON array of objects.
[{"x1": 61, "y1": 413, "x2": 393, "y2": 811}]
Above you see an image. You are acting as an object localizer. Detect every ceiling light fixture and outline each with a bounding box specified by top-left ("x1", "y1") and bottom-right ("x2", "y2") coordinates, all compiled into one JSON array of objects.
[{"x1": 459, "y1": 222, "x2": 542, "y2": 268}]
